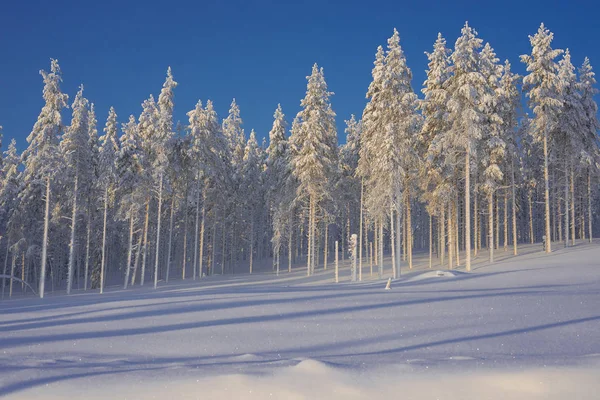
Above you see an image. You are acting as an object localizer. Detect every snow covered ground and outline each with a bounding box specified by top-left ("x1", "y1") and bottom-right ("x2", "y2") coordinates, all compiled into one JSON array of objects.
[{"x1": 1, "y1": 242, "x2": 599, "y2": 399}]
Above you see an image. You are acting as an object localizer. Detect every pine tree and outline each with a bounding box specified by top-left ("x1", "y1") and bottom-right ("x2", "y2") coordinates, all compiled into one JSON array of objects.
[
  {"x1": 61, "y1": 85, "x2": 91, "y2": 294},
  {"x1": 19, "y1": 59, "x2": 68, "y2": 298},
  {"x1": 291, "y1": 64, "x2": 338, "y2": 276},
  {"x1": 521, "y1": 23, "x2": 564, "y2": 253}
]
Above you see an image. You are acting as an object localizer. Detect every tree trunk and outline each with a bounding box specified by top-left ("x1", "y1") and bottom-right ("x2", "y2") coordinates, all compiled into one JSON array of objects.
[
  {"x1": 323, "y1": 222, "x2": 328, "y2": 271},
  {"x1": 67, "y1": 173, "x2": 79, "y2": 295},
  {"x1": 288, "y1": 213, "x2": 293, "y2": 273},
  {"x1": 124, "y1": 205, "x2": 135, "y2": 289},
  {"x1": 193, "y1": 176, "x2": 201, "y2": 280},
  {"x1": 406, "y1": 188, "x2": 413, "y2": 269},
  {"x1": 378, "y1": 218, "x2": 383, "y2": 279},
  {"x1": 249, "y1": 215, "x2": 254, "y2": 274},
  {"x1": 448, "y1": 202, "x2": 453, "y2": 270},
  {"x1": 84, "y1": 204, "x2": 91, "y2": 291},
  {"x1": 528, "y1": 191, "x2": 534, "y2": 244},
  {"x1": 131, "y1": 230, "x2": 143, "y2": 286},
  {"x1": 2, "y1": 239, "x2": 9, "y2": 299},
  {"x1": 40, "y1": 176, "x2": 51, "y2": 298},
  {"x1": 9, "y1": 253, "x2": 16, "y2": 298},
  {"x1": 440, "y1": 206, "x2": 445, "y2": 267},
  {"x1": 199, "y1": 187, "x2": 207, "y2": 277},
  {"x1": 396, "y1": 202, "x2": 401, "y2": 276},
  {"x1": 429, "y1": 213, "x2": 433, "y2": 269},
  {"x1": 465, "y1": 147, "x2": 471, "y2": 271},
  {"x1": 589, "y1": 170, "x2": 593, "y2": 243},
  {"x1": 166, "y1": 196, "x2": 175, "y2": 282},
  {"x1": 504, "y1": 190, "x2": 508, "y2": 251},
  {"x1": 182, "y1": 183, "x2": 189, "y2": 280},
  {"x1": 307, "y1": 195, "x2": 314, "y2": 276},
  {"x1": 390, "y1": 204, "x2": 396, "y2": 279},
  {"x1": 542, "y1": 132, "x2": 552, "y2": 252},
  {"x1": 512, "y1": 159, "x2": 518, "y2": 255},
  {"x1": 474, "y1": 190, "x2": 478, "y2": 258},
  {"x1": 489, "y1": 191, "x2": 494, "y2": 263},
  {"x1": 358, "y1": 180, "x2": 364, "y2": 279},
  {"x1": 564, "y1": 159, "x2": 569, "y2": 248},
  {"x1": 100, "y1": 184, "x2": 109, "y2": 294},
  {"x1": 570, "y1": 166, "x2": 575, "y2": 246},
  {"x1": 140, "y1": 199, "x2": 150, "y2": 286}
]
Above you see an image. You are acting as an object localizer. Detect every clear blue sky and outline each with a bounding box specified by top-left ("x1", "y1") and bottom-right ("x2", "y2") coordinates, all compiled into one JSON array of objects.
[{"x1": 0, "y1": 0, "x2": 598, "y2": 151}]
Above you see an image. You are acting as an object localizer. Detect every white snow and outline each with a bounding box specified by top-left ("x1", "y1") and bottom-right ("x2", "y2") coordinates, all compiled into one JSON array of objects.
[{"x1": 1, "y1": 242, "x2": 599, "y2": 399}]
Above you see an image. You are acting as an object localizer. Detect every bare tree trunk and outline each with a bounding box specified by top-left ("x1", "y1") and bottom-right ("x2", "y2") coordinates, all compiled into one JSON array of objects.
[
  {"x1": 378, "y1": 218, "x2": 383, "y2": 279},
  {"x1": 390, "y1": 204, "x2": 396, "y2": 279},
  {"x1": 84, "y1": 203, "x2": 91, "y2": 291},
  {"x1": 455, "y1": 197, "x2": 460, "y2": 267},
  {"x1": 2, "y1": 239, "x2": 9, "y2": 299},
  {"x1": 504, "y1": 190, "x2": 508, "y2": 251},
  {"x1": 528, "y1": 190, "x2": 534, "y2": 244},
  {"x1": 447, "y1": 202, "x2": 453, "y2": 270},
  {"x1": 40, "y1": 176, "x2": 51, "y2": 298},
  {"x1": 182, "y1": 183, "x2": 189, "y2": 280},
  {"x1": 570, "y1": 167, "x2": 575, "y2": 246},
  {"x1": 124, "y1": 205, "x2": 134, "y2": 289},
  {"x1": 288, "y1": 213, "x2": 293, "y2": 273},
  {"x1": 406, "y1": 188, "x2": 413, "y2": 269},
  {"x1": 489, "y1": 191, "x2": 494, "y2": 263},
  {"x1": 193, "y1": 177, "x2": 201, "y2": 280},
  {"x1": 131, "y1": 230, "x2": 143, "y2": 286},
  {"x1": 249, "y1": 216, "x2": 254, "y2": 274},
  {"x1": 67, "y1": 173, "x2": 79, "y2": 295},
  {"x1": 495, "y1": 194, "x2": 500, "y2": 251},
  {"x1": 589, "y1": 170, "x2": 593, "y2": 243},
  {"x1": 307, "y1": 195, "x2": 314, "y2": 276},
  {"x1": 465, "y1": 147, "x2": 471, "y2": 271},
  {"x1": 323, "y1": 222, "x2": 328, "y2": 271},
  {"x1": 512, "y1": 160, "x2": 518, "y2": 255},
  {"x1": 199, "y1": 187, "x2": 206, "y2": 277},
  {"x1": 474, "y1": 190, "x2": 478, "y2": 258},
  {"x1": 440, "y1": 206, "x2": 445, "y2": 267},
  {"x1": 564, "y1": 160, "x2": 569, "y2": 248},
  {"x1": 166, "y1": 196, "x2": 175, "y2": 282},
  {"x1": 100, "y1": 184, "x2": 109, "y2": 294},
  {"x1": 335, "y1": 240, "x2": 339, "y2": 283},
  {"x1": 358, "y1": 180, "x2": 363, "y2": 279},
  {"x1": 429, "y1": 213, "x2": 433, "y2": 269},
  {"x1": 542, "y1": 132, "x2": 552, "y2": 252},
  {"x1": 369, "y1": 241, "x2": 373, "y2": 277},
  {"x1": 153, "y1": 174, "x2": 164, "y2": 289},
  {"x1": 140, "y1": 199, "x2": 150, "y2": 286},
  {"x1": 396, "y1": 202, "x2": 401, "y2": 276},
  {"x1": 9, "y1": 253, "x2": 16, "y2": 298}
]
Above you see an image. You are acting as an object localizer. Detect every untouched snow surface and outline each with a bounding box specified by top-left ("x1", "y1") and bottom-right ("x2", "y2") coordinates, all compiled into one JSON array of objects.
[{"x1": 1, "y1": 242, "x2": 599, "y2": 399}]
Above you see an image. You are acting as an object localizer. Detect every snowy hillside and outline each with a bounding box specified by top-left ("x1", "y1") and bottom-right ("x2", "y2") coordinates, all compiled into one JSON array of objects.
[{"x1": 1, "y1": 242, "x2": 599, "y2": 399}]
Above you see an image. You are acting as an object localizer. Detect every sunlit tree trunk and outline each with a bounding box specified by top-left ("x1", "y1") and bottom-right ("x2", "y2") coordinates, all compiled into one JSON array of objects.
[
  {"x1": 124, "y1": 205, "x2": 135, "y2": 289},
  {"x1": 39, "y1": 177, "x2": 51, "y2": 298},
  {"x1": 67, "y1": 173, "x2": 79, "y2": 295},
  {"x1": 489, "y1": 191, "x2": 494, "y2": 263}
]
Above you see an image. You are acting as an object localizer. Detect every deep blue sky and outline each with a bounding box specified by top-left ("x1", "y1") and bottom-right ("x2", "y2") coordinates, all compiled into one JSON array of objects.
[{"x1": 0, "y1": 0, "x2": 598, "y2": 152}]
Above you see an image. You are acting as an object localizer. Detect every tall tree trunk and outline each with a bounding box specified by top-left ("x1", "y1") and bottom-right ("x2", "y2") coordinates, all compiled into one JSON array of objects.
[
  {"x1": 406, "y1": 188, "x2": 413, "y2": 269},
  {"x1": 528, "y1": 190, "x2": 534, "y2": 244},
  {"x1": 390, "y1": 204, "x2": 396, "y2": 279},
  {"x1": 512, "y1": 159, "x2": 518, "y2": 255},
  {"x1": 589, "y1": 170, "x2": 593, "y2": 243},
  {"x1": 153, "y1": 173, "x2": 164, "y2": 289},
  {"x1": 474, "y1": 190, "x2": 478, "y2": 258},
  {"x1": 193, "y1": 176, "x2": 201, "y2": 280},
  {"x1": 570, "y1": 166, "x2": 575, "y2": 246},
  {"x1": 140, "y1": 199, "x2": 150, "y2": 286},
  {"x1": 100, "y1": 184, "x2": 109, "y2": 294},
  {"x1": 39, "y1": 176, "x2": 51, "y2": 298},
  {"x1": 166, "y1": 196, "x2": 175, "y2": 282},
  {"x1": 323, "y1": 222, "x2": 328, "y2": 271},
  {"x1": 447, "y1": 202, "x2": 453, "y2": 270},
  {"x1": 199, "y1": 187, "x2": 207, "y2": 277},
  {"x1": 440, "y1": 206, "x2": 445, "y2": 267},
  {"x1": 249, "y1": 215, "x2": 254, "y2": 274},
  {"x1": 67, "y1": 173, "x2": 79, "y2": 295},
  {"x1": 124, "y1": 205, "x2": 135, "y2": 289},
  {"x1": 288, "y1": 213, "x2": 293, "y2": 273},
  {"x1": 465, "y1": 147, "x2": 471, "y2": 271},
  {"x1": 131, "y1": 230, "x2": 143, "y2": 286},
  {"x1": 396, "y1": 202, "x2": 401, "y2": 276},
  {"x1": 84, "y1": 203, "x2": 91, "y2": 291},
  {"x1": 429, "y1": 213, "x2": 433, "y2": 269},
  {"x1": 307, "y1": 195, "x2": 314, "y2": 276},
  {"x1": 358, "y1": 180, "x2": 364, "y2": 279},
  {"x1": 9, "y1": 253, "x2": 16, "y2": 298},
  {"x1": 2, "y1": 239, "x2": 9, "y2": 299},
  {"x1": 182, "y1": 183, "x2": 189, "y2": 280},
  {"x1": 495, "y1": 194, "x2": 500, "y2": 251},
  {"x1": 489, "y1": 191, "x2": 494, "y2": 263},
  {"x1": 378, "y1": 218, "x2": 383, "y2": 279},
  {"x1": 504, "y1": 190, "x2": 508, "y2": 251},
  {"x1": 542, "y1": 132, "x2": 552, "y2": 252},
  {"x1": 564, "y1": 159, "x2": 569, "y2": 248}
]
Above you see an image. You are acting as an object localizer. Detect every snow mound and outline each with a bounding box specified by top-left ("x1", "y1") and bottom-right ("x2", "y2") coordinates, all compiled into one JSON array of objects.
[{"x1": 404, "y1": 270, "x2": 463, "y2": 282}]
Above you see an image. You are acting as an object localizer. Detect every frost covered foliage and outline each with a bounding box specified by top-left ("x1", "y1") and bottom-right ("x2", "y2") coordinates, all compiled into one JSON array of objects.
[{"x1": 0, "y1": 21, "x2": 599, "y2": 298}]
